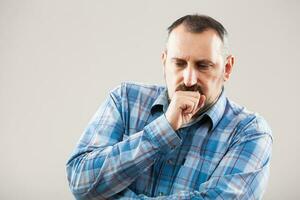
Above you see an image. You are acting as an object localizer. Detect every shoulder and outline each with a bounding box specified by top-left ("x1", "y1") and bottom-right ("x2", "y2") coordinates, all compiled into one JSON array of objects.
[
  {"x1": 109, "y1": 81, "x2": 165, "y2": 103},
  {"x1": 225, "y1": 99, "x2": 273, "y2": 141}
]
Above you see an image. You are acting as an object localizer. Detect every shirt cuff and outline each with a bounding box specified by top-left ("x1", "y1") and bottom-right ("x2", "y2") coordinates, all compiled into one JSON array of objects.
[{"x1": 144, "y1": 114, "x2": 182, "y2": 155}]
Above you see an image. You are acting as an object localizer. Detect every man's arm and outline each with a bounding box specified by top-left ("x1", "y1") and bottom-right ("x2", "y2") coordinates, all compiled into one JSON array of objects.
[
  {"x1": 66, "y1": 85, "x2": 272, "y2": 199},
  {"x1": 66, "y1": 85, "x2": 182, "y2": 199},
  {"x1": 137, "y1": 124, "x2": 272, "y2": 200},
  {"x1": 111, "y1": 127, "x2": 272, "y2": 200},
  {"x1": 135, "y1": 90, "x2": 272, "y2": 199}
]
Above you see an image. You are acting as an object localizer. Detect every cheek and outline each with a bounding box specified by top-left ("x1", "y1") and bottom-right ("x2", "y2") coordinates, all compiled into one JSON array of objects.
[
  {"x1": 207, "y1": 66, "x2": 224, "y2": 83},
  {"x1": 199, "y1": 70, "x2": 224, "y2": 93},
  {"x1": 207, "y1": 75, "x2": 223, "y2": 91},
  {"x1": 165, "y1": 66, "x2": 181, "y2": 84}
]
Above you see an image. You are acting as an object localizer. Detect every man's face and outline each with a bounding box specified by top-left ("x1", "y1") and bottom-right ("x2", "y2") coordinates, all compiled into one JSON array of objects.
[{"x1": 162, "y1": 25, "x2": 234, "y2": 108}]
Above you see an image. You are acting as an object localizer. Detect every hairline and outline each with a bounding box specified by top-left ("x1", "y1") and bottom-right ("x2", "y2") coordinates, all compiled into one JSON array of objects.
[{"x1": 165, "y1": 25, "x2": 230, "y2": 59}]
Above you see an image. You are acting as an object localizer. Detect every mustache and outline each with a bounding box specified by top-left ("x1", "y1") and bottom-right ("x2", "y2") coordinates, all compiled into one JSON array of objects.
[{"x1": 176, "y1": 84, "x2": 203, "y2": 94}]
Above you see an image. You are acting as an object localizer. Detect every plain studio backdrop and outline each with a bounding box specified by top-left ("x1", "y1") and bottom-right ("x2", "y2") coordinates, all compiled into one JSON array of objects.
[{"x1": 1, "y1": 0, "x2": 299, "y2": 199}]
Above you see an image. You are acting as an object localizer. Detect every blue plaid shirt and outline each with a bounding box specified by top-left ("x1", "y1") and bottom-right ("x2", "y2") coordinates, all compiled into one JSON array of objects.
[{"x1": 66, "y1": 82, "x2": 272, "y2": 200}]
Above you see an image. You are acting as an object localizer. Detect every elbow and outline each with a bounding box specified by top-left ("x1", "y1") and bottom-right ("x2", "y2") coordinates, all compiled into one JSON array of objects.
[
  {"x1": 66, "y1": 159, "x2": 93, "y2": 199},
  {"x1": 66, "y1": 158, "x2": 108, "y2": 200},
  {"x1": 66, "y1": 152, "x2": 111, "y2": 199}
]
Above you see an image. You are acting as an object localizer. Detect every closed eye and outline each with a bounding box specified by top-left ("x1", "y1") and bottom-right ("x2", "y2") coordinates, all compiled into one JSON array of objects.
[
  {"x1": 196, "y1": 61, "x2": 214, "y2": 69},
  {"x1": 197, "y1": 63, "x2": 209, "y2": 68},
  {"x1": 172, "y1": 59, "x2": 187, "y2": 67},
  {"x1": 175, "y1": 61, "x2": 186, "y2": 67}
]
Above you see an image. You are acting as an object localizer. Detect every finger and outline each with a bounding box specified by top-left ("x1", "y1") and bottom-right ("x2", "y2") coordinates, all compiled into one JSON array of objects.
[
  {"x1": 180, "y1": 99, "x2": 196, "y2": 114},
  {"x1": 199, "y1": 95, "x2": 206, "y2": 107},
  {"x1": 176, "y1": 91, "x2": 201, "y2": 99},
  {"x1": 192, "y1": 95, "x2": 206, "y2": 114},
  {"x1": 182, "y1": 95, "x2": 204, "y2": 114}
]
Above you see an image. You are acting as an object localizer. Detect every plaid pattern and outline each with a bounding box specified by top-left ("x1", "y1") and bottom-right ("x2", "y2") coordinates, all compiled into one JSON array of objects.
[{"x1": 66, "y1": 82, "x2": 272, "y2": 200}]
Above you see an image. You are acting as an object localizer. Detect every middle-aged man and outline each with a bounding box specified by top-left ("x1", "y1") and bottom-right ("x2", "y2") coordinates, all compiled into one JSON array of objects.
[{"x1": 66, "y1": 14, "x2": 273, "y2": 199}]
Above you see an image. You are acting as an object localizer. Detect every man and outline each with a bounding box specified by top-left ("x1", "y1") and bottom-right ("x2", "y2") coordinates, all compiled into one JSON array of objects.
[{"x1": 66, "y1": 15, "x2": 272, "y2": 199}]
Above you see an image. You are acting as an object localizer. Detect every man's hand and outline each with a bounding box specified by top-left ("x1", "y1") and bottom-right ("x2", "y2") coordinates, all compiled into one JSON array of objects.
[{"x1": 165, "y1": 91, "x2": 206, "y2": 130}]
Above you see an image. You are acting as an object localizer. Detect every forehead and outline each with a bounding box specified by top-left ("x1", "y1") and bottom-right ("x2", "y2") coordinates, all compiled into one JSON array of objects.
[{"x1": 167, "y1": 25, "x2": 223, "y2": 61}]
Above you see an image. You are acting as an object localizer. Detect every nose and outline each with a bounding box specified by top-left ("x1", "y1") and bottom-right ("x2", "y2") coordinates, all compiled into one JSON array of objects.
[{"x1": 183, "y1": 66, "x2": 197, "y2": 87}]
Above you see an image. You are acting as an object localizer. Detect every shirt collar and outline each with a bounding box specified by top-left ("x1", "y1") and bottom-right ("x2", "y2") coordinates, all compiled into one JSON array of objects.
[
  {"x1": 150, "y1": 87, "x2": 227, "y2": 131},
  {"x1": 150, "y1": 87, "x2": 169, "y2": 114},
  {"x1": 204, "y1": 88, "x2": 227, "y2": 131}
]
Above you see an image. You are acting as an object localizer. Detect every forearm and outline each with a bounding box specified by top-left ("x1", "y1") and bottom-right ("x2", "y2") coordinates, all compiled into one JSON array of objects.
[
  {"x1": 138, "y1": 165, "x2": 269, "y2": 200},
  {"x1": 66, "y1": 115, "x2": 181, "y2": 199},
  {"x1": 138, "y1": 131, "x2": 272, "y2": 200}
]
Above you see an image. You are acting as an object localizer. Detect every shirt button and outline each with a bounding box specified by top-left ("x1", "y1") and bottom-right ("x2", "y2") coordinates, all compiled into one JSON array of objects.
[{"x1": 167, "y1": 159, "x2": 173, "y2": 165}]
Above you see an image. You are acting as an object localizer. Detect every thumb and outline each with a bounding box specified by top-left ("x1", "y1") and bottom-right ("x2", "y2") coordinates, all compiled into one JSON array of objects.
[{"x1": 193, "y1": 95, "x2": 206, "y2": 114}]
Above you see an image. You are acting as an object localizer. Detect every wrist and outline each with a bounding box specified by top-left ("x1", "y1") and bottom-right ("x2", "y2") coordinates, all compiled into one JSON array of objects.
[{"x1": 165, "y1": 111, "x2": 179, "y2": 131}]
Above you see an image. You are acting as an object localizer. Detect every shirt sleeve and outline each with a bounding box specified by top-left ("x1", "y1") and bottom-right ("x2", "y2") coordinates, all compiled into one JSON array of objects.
[
  {"x1": 66, "y1": 85, "x2": 182, "y2": 200},
  {"x1": 137, "y1": 116, "x2": 273, "y2": 200}
]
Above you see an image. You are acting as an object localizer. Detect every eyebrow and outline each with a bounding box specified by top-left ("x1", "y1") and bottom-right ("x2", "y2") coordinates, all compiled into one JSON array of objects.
[{"x1": 171, "y1": 57, "x2": 215, "y2": 65}]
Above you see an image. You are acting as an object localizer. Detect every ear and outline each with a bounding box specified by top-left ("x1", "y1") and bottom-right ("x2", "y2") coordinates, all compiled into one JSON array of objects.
[
  {"x1": 161, "y1": 50, "x2": 167, "y2": 67},
  {"x1": 161, "y1": 50, "x2": 167, "y2": 77},
  {"x1": 223, "y1": 55, "x2": 235, "y2": 81}
]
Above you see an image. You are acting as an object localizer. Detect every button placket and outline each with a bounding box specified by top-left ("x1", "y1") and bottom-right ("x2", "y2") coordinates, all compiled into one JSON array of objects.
[{"x1": 167, "y1": 159, "x2": 174, "y2": 165}]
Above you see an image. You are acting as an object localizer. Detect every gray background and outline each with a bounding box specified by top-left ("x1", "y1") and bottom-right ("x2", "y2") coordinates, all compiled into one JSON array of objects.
[{"x1": 1, "y1": 0, "x2": 299, "y2": 199}]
